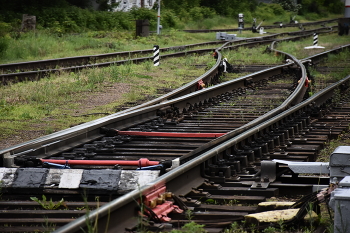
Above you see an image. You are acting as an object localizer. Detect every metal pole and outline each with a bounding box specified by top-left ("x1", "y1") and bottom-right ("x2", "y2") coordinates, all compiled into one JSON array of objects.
[{"x1": 157, "y1": 0, "x2": 161, "y2": 34}]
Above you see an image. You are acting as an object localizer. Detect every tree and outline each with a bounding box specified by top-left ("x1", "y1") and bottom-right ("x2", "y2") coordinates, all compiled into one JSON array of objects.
[{"x1": 272, "y1": 0, "x2": 302, "y2": 13}]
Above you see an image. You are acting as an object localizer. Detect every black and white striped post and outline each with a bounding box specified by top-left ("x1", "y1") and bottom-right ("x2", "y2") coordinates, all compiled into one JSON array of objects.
[
  {"x1": 153, "y1": 45, "x2": 160, "y2": 66},
  {"x1": 313, "y1": 33, "x2": 319, "y2": 46},
  {"x1": 304, "y1": 33, "x2": 325, "y2": 49}
]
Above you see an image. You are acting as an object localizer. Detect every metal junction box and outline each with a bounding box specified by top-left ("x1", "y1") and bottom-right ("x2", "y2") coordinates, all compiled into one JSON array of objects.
[
  {"x1": 216, "y1": 32, "x2": 237, "y2": 41},
  {"x1": 330, "y1": 176, "x2": 350, "y2": 233},
  {"x1": 330, "y1": 146, "x2": 350, "y2": 181}
]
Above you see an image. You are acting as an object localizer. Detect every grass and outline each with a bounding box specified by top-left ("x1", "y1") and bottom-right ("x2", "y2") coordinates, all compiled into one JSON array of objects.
[
  {"x1": 273, "y1": 33, "x2": 350, "y2": 59},
  {"x1": 317, "y1": 132, "x2": 350, "y2": 163},
  {"x1": 0, "y1": 30, "x2": 216, "y2": 64},
  {"x1": 0, "y1": 51, "x2": 213, "y2": 143},
  {"x1": 0, "y1": 13, "x2": 342, "y2": 64},
  {"x1": 221, "y1": 45, "x2": 284, "y2": 65}
]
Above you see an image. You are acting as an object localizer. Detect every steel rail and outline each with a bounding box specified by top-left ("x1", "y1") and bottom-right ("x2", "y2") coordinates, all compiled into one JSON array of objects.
[
  {"x1": 0, "y1": 35, "x2": 278, "y2": 74},
  {"x1": 110, "y1": 26, "x2": 336, "y2": 119},
  {"x1": 53, "y1": 68, "x2": 350, "y2": 233},
  {"x1": 0, "y1": 61, "x2": 286, "y2": 159},
  {"x1": 0, "y1": 38, "x2": 347, "y2": 233},
  {"x1": 1, "y1": 41, "x2": 349, "y2": 162},
  {"x1": 50, "y1": 38, "x2": 311, "y2": 233},
  {"x1": 0, "y1": 37, "x2": 279, "y2": 85},
  {"x1": 0, "y1": 25, "x2": 335, "y2": 85},
  {"x1": 0, "y1": 42, "x2": 217, "y2": 73},
  {"x1": 59, "y1": 27, "x2": 336, "y2": 124},
  {"x1": 183, "y1": 19, "x2": 338, "y2": 33},
  {"x1": 0, "y1": 35, "x2": 283, "y2": 158},
  {"x1": 1, "y1": 18, "x2": 335, "y2": 73}
]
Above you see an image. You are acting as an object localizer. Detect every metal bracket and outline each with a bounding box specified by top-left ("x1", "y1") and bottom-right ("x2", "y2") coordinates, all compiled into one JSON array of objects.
[{"x1": 251, "y1": 160, "x2": 276, "y2": 189}]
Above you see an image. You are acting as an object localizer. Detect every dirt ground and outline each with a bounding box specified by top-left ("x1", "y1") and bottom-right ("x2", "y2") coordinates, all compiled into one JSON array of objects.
[{"x1": 0, "y1": 82, "x2": 131, "y2": 150}]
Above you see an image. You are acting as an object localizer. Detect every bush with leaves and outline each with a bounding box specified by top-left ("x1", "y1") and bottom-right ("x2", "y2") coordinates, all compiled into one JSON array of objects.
[
  {"x1": 299, "y1": 0, "x2": 344, "y2": 16},
  {"x1": 0, "y1": 22, "x2": 11, "y2": 58},
  {"x1": 272, "y1": 0, "x2": 302, "y2": 13}
]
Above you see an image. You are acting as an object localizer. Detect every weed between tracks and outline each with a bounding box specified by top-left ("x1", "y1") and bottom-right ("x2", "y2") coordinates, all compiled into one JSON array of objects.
[{"x1": 30, "y1": 195, "x2": 65, "y2": 210}]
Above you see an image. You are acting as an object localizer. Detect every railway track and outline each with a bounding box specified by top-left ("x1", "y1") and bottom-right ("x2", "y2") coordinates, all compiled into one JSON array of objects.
[
  {"x1": 0, "y1": 23, "x2": 336, "y2": 85},
  {"x1": 0, "y1": 18, "x2": 336, "y2": 75},
  {"x1": 56, "y1": 45, "x2": 349, "y2": 232},
  {"x1": 0, "y1": 27, "x2": 349, "y2": 232},
  {"x1": 183, "y1": 19, "x2": 338, "y2": 33}
]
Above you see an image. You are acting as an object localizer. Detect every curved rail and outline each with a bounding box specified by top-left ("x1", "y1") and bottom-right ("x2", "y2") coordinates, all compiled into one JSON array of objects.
[
  {"x1": 1, "y1": 39, "x2": 349, "y2": 163},
  {"x1": 183, "y1": 19, "x2": 338, "y2": 33},
  {"x1": 49, "y1": 38, "x2": 311, "y2": 232},
  {"x1": 53, "y1": 55, "x2": 350, "y2": 233},
  {"x1": 0, "y1": 25, "x2": 335, "y2": 85},
  {"x1": 0, "y1": 34, "x2": 348, "y2": 232}
]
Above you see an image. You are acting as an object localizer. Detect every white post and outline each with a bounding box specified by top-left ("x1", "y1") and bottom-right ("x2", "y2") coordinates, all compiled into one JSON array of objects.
[
  {"x1": 346, "y1": 0, "x2": 350, "y2": 18},
  {"x1": 157, "y1": 0, "x2": 161, "y2": 35},
  {"x1": 223, "y1": 58, "x2": 227, "y2": 73}
]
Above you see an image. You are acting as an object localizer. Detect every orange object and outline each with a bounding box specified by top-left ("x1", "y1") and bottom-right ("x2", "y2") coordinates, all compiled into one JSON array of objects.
[
  {"x1": 40, "y1": 158, "x2": 159, "y2": 167},
  {"x1": 197, "y1": 79, "x2": 205, "y2": 89},
  {"x1": 117, "y1": 131, "x2": 225, "y2": 138}
]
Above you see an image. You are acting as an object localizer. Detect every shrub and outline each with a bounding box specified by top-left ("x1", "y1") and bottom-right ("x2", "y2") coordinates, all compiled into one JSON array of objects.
[
  {"x1": 161, "y1": 9, "x2": 181, "y2": 29},
  {"x1": 328, "y1": 1, "x2": 344, "y2": 14},
  {"x1": 254, "y1": 4, "x2": 277, "y2": 21},
  {"x1": 269, "y1": 3, "x2": 285, "y2": 15},
  {"x1": 0, "y1": 38, "x2": 9, "y2": 58},
  {"x1": 272, "y1": 0, "x2": 302, "y2": 13},
  {"x1": 0, "y1": 22, "x2": 11, "y2": 37}
]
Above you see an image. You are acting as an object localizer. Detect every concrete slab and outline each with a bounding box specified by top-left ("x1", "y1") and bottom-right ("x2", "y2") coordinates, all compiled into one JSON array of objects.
[
  {"x1": 12, "y1": 168, "x2": 48, "y2": 188},
  {"x1": 0, "y1": 168, "x2": 17, "y2": 187},
  {"x1": 58, "y1": 169, "x2": 84, "y2": 189},
  {"x1": 118, "y1": 170, "x2": 160, "y2": 193},
  {"x1": 80, "y1": 170, "x2": 121, "y2": 191}
]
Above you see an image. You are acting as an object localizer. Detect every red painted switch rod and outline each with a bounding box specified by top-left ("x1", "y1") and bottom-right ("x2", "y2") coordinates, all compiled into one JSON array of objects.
[
  {"x1": 40, "y1": 158, "x2": 159, "y2": 167},
  {"x1": 117, "y1": 131, "x2": 226, "y2": 138}
]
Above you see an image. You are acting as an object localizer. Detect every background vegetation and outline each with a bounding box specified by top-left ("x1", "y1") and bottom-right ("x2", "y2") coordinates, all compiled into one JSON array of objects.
[
  {"x1": 0, "y1": 0, "x2": 345, "y2": 33},
  {"x1": 0, "y1": 0, "x2": 345, "y2": 63}
]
